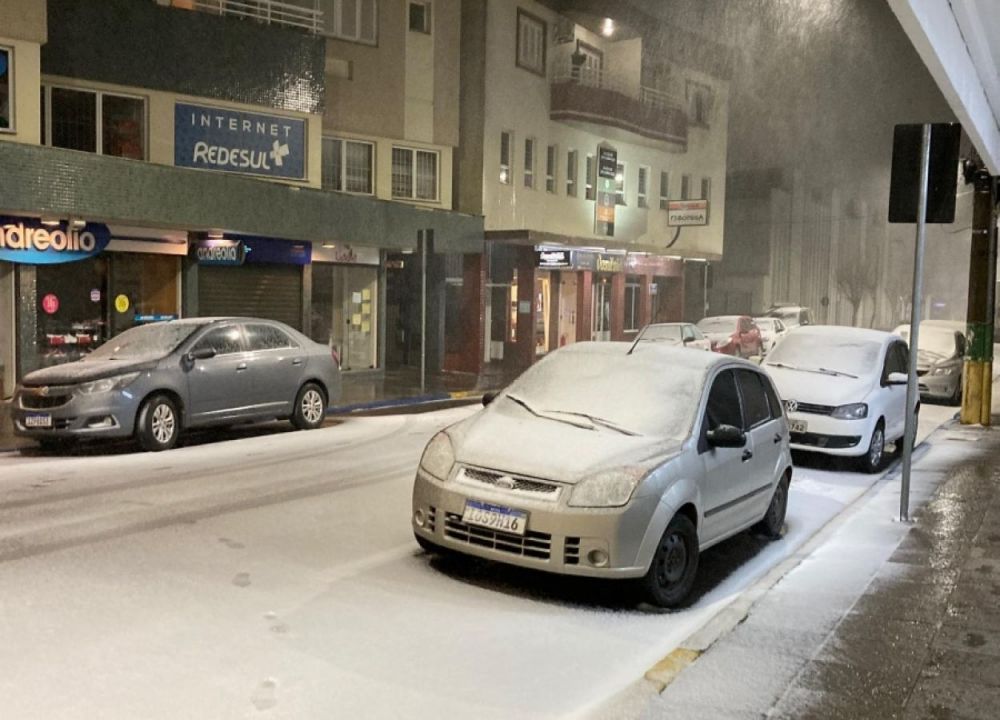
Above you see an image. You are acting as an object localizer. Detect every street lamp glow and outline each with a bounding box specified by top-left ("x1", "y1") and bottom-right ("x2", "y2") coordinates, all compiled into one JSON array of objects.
[{"x1": 601, "y1": 18, "x2": 615, "y2": 37}]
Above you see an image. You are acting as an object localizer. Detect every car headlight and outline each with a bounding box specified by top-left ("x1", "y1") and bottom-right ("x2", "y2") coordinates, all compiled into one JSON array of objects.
[
  {"x1": 930, "y1": 366, "x2": 956, "y2": 376},
  {"x1": 77, "y1": 372, "x2": 141, "y2": 395},
  {"x1": 568, "y1": 467, "x2": 648, "y2": 508},
  {"x1": 831, "y1": 402, "x2": 868, "y2": 420},
  {"x1": 419, "y1": 432, "x2": 455, "y2": 480}
]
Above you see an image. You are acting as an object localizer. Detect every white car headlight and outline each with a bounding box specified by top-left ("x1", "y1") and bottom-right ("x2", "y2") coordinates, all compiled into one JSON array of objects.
[
  {"x1": 419, "y1": 432, "x2": 455, "y2": 480},
  {"x1": 77, "y1": 372, "x2": 141, "y2": 395},
  {"x1": 930, "y1": 366, "x2": 955, "y2": 376},
  {"x1": 830, "y1": 402, "x2": 868, "y2": 420},
  {"x1": 568, "y1": 467, "x2": 647, "y2": 508}
]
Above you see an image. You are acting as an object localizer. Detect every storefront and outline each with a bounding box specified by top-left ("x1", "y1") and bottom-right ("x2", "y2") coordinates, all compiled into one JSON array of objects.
[{"x1": 310, "y1": 244, "x2": 379, "y2": 372}]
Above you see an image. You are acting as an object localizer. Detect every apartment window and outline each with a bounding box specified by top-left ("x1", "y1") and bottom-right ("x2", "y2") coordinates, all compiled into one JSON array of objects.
[
  {"x1": 499, "y1": 131, "x2": 512, "y2": 184},
  {"x1": 701, "y1": 177, "x2": 712, "y2": 201},
  {"x1": 585, "y1": 153, "x2": 595, "y2": 200},
  {"x1": 637, "y1": 166, "x2": 650, "y2": 208},
  {"x1": 659, "y1": 171, "x2": 670, "y2": 209},
  {"x1": 524, "y1": 137, "x2": 535, "y2": 188},
  {"x1": 686, "y1": 80, "x2": 715, "y2": 126},
  {"x1": 319, "y1": 0, "x2": 377, "y2": 44},
  {"x1": 42, "y1": 85, "x2": 145, "y2": 159},
  {"x1": 624, "y1": 276, "x2": 641, "y2": 332},
  {"x1": 566, "y1": 149, "x2": 578, "y2": 197},
  {"x1": 409, "y1": 2, "x2": 430, "y2": 33},
  {"x1": 615, "y1": 162, "x2": 626, "y2": 205},
  {"x1": 516, "y1": 8, "x2": 546, "y2": 76},
  {"x1": 392, "y1": 146, "x2": 439, "y2": 201},
  {"x1": 322, "y1": 137, "x2": 374, "y2": 194},
  {"x1": 0, "y1": 46, "x2": 12, "y2": 132},
  {"x1": 545, "y1": 144, "x2": 557, "y2": 193},
  {"x1": 681, "y1": 174, "x2": 692, "y2": 200}
]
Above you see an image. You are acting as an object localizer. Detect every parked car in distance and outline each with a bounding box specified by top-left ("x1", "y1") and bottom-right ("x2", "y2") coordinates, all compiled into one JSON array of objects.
[
  {"x1": 753, "y1": 317, "x2": 788, "y2": 354},
  {"x1": 891, "y1": 320, "x2": 966, "y2": 405},
  {"x1": 11, "y1": 317, "x2": 341, "y2": 452},
  {"x1": 697, "y1": 315, "x2": 764, "y2": 358},
  {"x1": 762, "y1": 325, "x2": 911, "y2": 473},
  {"x1": 632, "y1": 322, "x2": 711, "y2": 351},
  {"x1": 412, "y1": 341, "x2": 792, "y2": 608},
  {"x1": 765, "y1": 305, "x2": 813, "y2": 329}
]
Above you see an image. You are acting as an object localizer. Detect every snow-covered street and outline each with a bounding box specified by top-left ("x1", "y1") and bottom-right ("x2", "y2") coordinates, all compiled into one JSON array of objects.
[{"x1": 0, "y1": 403, "x2": 956, "y2": 719}]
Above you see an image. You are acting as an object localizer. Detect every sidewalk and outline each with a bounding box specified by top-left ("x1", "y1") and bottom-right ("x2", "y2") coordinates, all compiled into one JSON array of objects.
[{"x1": 607, "y1": 416, "x2": 1000, "y2": 720}]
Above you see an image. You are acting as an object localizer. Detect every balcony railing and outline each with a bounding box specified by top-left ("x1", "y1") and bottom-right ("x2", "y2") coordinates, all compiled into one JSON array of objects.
[
  {"x1": 550, "y1": 63, "x2": 688, "y2": 146},
  {"x1": 172, "y1": 0, "x2": 324, "y2": 34}
]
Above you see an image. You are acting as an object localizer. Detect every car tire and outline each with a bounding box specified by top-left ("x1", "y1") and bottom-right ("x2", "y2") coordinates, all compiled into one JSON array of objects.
[
  {"x1": 639, "y1": 514, "x2": 699, "y2": 609},
  {"x1": 136, "y1": 394, "x2": 180, "y2": 452},
  {"x1": 857, "y1": 420, "x2": 885, "y2": 474},
  {"x1": 949, "y1": 380, "x2": 962, "y2": 406},
  {"x1": 754, "y1": 474, "x2": 790, "y2": 539},
  {"x1": 291, "y1": 382, "x2": 326, "y2": 430}
]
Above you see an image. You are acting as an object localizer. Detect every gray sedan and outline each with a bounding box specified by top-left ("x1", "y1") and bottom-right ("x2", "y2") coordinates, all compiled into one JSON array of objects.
[
  {"x1": 11, "y1": 317, "x2": 341, "y2": 452},
  {"x1": 412, "y1": 342, "x2": 792, "y2": 608}
]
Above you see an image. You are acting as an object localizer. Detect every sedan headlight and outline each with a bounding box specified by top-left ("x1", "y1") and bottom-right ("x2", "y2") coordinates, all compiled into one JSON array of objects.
[
  {"x1": 830, "y1": 402, "x2": 868, "y2": 420},
  {"x1": 930, "y1": 366, "x2": 956, "y2": 376},
  {"x1": 568, "y1": 467, "x2": 648, "y2": 508},
  {"x1": 419, "y1": 432, "x2": 455, "y2": 480},
  {"x1": 77, "y1": 372, "x2": 141, "y2": 395}
]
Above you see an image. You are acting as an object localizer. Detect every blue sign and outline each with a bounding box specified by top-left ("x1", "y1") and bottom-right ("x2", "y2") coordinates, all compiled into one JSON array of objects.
[
  {"x1": 194, "y1": 239, "x2": 247, "y2": 266},
  {"x1": 134, "y1": 314, "x2": 179, "y2": 324},
  {"x1": 174, "y1": 102, "x2": 306, "y2": 180},
  {"x1": 239, "y1": 235, "x2": 311, "y2": 266},
  {"x1": 0, "y1": 216, "x2": 112, "y2": 264}
]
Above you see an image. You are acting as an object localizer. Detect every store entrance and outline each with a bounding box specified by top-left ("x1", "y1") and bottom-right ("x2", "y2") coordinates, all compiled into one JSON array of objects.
[
  {"x1": 385, "y1": 252, "x2": 421, "y2": 369},
  {"x1": 591, "y1": 275, "x2": 611, "y2": 342}
]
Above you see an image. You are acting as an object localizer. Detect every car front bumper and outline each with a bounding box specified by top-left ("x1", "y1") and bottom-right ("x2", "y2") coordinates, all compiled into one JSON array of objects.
[
  {"x1": 918, "y1": 371, "x2": 960, "y2": 400},
  {"x1": 786, "y1": 412, "x2": 868, "y2": 457},
  {"x1": 11, "y1": 386, "x2": 140, "y2": 440},
  {"x1": 412, "y1": 467, "x2": 661, "y2": 579}
]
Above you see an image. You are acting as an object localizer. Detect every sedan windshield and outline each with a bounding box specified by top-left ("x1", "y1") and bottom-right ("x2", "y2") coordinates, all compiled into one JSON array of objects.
[
  {"x1": 697, "y1": 318, "x2": 737, "y2": 333},
  {"x1": 502, "y1": 347, "x2": 704, "y2": 440},
  {"x1": 87, "y1": 322, "x2": 208, "y2": 362},
  {"x1": 897, "y1": 327, "x2": 958, "y2": 359},
  {"x1": 765, "y1": 333, "x2": 881, "y2": 378},
  {"x1": 637, "y1": 325, "x2": 682, "y2": 342}
]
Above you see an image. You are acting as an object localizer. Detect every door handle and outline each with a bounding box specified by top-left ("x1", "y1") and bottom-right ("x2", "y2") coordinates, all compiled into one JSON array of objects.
[
  {"x1": 236, "y1": 363, "x2": 248, "y2": 371},
  {"x1": 742, "y1": 449, "x2": 753, "y2": 462},
  {"x1": 292, "y1": 358, "x2": 303, "y2": 366},
  {"x1": 773, "y1": 433, "x2": 783, "y2": 444}
]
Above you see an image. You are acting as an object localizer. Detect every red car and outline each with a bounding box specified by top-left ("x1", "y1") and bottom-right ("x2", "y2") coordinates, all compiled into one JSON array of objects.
[{"x1": 696, "y1": 315, "x2": 763, "y2": 358}]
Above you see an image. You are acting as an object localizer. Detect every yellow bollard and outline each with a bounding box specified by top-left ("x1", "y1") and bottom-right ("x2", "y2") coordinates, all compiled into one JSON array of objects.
[
  {"x1": 980, "y1": 361, "x2": 993, "y2": 426},
  {"x1": 962, "y1": 359, "x2": 985, "y2": 425}
]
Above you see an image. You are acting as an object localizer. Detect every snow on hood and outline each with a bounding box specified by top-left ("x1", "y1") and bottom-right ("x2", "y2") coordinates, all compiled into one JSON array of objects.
[
  {"x1": 21, "y1": 359, "x2": 156, "y2": 386},
  {"x1": 764, "y1": 365, "x2": 874, "y2": 406}
]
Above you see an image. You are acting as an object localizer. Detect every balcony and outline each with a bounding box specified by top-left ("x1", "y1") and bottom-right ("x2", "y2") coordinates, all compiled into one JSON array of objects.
[
  {"x1": 167, "y1": 0, "x2": 324, "y2": 34},
  {"x1": 550, "y1": 64, "x2": 688, "y2": 148}
]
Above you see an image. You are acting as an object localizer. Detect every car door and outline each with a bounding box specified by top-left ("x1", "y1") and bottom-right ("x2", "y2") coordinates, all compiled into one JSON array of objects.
[
  {"x1": 698, "y1": 368, "x2": 752, "y2": 545},
  {"x1": 881, "y1": 341, "x2": 909, "y2": 440},
  {"x1": 735, "y1": 369, "x2": 785, "y2": 524},
  {"x1": 185, "y1": 323, "x2": 255, "y2": 424},
  {"x1": 243, "y1": 322, "x2": 304, "y2": 416}
]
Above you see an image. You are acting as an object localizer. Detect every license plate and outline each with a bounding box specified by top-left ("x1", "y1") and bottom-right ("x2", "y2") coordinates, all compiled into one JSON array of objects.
[
  {"x1": 24, "y1": 413, "x2": 53, "y2": 428},
  {"x1": 462, "y1": 499, "x2": 528, "y2": 536},
  {"x1": 789, "y1": 419, "x2": 808, "y2": 434}
]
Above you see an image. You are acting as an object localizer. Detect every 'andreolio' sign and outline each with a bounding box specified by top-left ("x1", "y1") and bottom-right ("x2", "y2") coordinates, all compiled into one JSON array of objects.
[{"x1": 0, "y1": 216, "x2": 112, "y2": 264}]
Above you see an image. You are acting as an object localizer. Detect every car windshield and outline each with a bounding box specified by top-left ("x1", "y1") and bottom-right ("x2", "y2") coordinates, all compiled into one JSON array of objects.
[
  {"x1": 503, "y1": 347, "x2": 704, "y2": 440},
  {"x1": 638, "y1": 325, "x2": 682, "y2": 342},
  {"x1": 87, "y1": 323, "x2": 208, "y2": 362},
  {"x1": 755, "y1": 319, "x2": 775, "y2": 330},
  {"x1": 765, "y1": 333, "x2": 881, "y2": 377},
  {"x1": 770, "y1": 309, "x2": 802, "y2": 323},
  {"x1": 897, "y1": 327, "x2": 958, "y2": 358},
  {"x1": 698, "y1": 318, "x2": 737, "y2": 333}
]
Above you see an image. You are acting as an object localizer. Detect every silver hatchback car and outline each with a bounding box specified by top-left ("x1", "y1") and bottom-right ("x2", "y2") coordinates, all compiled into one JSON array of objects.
[
  {"x1": 412, "y1": 342, "x2": 792, "y2": 607},
  {"x1": 12, "y1": 317, "x2": 341, "y2": 452}
]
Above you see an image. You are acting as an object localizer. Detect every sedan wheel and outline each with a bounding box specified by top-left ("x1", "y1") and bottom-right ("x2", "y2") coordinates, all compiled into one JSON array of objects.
[
  {"x1": 754, "y1": 475, "x2": 789, "y2": 539},
  {"x1": 858, "y1": 421, "x2": 885, "y2": 474},
  {"x1": 137, "y1": 394, "x2": 180, "y2": 452},
  {"x1": 291, "y1": 382, "x2": 326, "y2": 430},
  {"x1": 639, "y1": 514, "x2": 699, "y2": 608}
]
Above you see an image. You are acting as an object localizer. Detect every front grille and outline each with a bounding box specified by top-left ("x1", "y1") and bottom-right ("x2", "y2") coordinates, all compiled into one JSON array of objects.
[
  {"x1": 459, "y1": 467, "x2": 560, "y2": 498},
  {"x1": 787, "y1": 401, "x2": 835, "y2": 416},
  {"x1": 790, "y1": 431, "x2": 861, "y2": 449},
  {"x1": 19, "y1": 391, "x2": 73, "y2": 409},
  {"x1": 565, "y1": 537, "x2": 581, "y2": 565},
  {"x1": 444, "y1": 513, "x2": 551, "y2": 560}
]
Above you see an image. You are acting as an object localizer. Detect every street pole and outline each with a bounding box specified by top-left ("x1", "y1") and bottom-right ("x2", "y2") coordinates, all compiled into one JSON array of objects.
[
  {"x1": 420, "y1": 229, "x2": 427, "y2": 394},
  {"x1": 900, "y1": 124, "x2": 931, "y2": 523}
]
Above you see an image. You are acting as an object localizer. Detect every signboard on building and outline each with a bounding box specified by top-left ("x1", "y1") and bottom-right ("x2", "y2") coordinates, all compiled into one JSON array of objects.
[
  {"x1": 595, "y1": 146, "x2": 617, "y2": 237},
  {"x1": 0, "y1": 216, "x2": 112, "y2": 264},
  {"x1": 535, "y1": 249, "x2": 572, "y2": 268},
  {"x1": 666, "y1": 200, "x2": 710, "y2": 227},
  {"x1": 174, "y1": 102, "x2": 307, "y2": 180},
  {"x1": 194, "y1": 238, "x2": 247, "y2": 266}
]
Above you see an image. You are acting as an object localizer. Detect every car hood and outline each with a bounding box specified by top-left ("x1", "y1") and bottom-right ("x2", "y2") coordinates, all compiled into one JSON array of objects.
[
  {"x1": 765, "y1": 365, "x2": 874, "y2": 405},
  {"x1": 21, "y1": 359, "x2": 158, "y2": 387},
  {"x1": 449, "y1": 406, "x2": 682, "y2": 484},
  {"x1": 917, "y1": 351, "x2": 959, "y2": 372}
]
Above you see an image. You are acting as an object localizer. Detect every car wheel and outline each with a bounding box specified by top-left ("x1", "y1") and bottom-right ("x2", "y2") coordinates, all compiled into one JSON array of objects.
[
  {"x1": 858, "y1": 420, "x2": 885, "y2": 474},
  {"x1": 291, "y1": 382, "x2": 326, "y2": 430},
  {"x1": 640, "y1": 514, "x2": 699, "y2": 608},
  {"x1": 136, "y1": 394, "x2": 180, "y2": 452},
  {"x1": 754, "y1": 474, "x2": 790, "y2": 539},
  {"x1": 949, "y1": 379, "x2": 962, "y2": 406}
]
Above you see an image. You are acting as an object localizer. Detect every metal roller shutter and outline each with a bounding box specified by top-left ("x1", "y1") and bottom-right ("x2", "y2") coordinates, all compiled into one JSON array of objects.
[{"x1": 198, "y1": 264, "x2": 303, "y2": 330}]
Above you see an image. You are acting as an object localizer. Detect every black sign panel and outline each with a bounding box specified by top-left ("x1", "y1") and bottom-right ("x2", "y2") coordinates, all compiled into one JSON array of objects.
[
  {"x1": 535, "y1": 249, "x2": 571, "y2": 268},
  {"x1": 598, "y1": 147, "x2": 617, "y2": 179},
  {"x1": 888, "y1": 123, "x2": 961, "y2": 224}
]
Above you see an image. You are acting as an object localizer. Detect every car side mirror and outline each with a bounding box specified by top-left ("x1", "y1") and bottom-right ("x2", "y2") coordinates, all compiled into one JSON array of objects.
[
  {"x1": 706, "y1": 424, "x2": 746, "y2": 448},
  {"x1": 887, "y1": 371, "x2": 908, "y2": 385},
  {"x1": 186, "y1": 347, "x2": 217, "y2": 363},
  {"x1": 482, "y1": 391, "x2": 498, "y2": 407}
]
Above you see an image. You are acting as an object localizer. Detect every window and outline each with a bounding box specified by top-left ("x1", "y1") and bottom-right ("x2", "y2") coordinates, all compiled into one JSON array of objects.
[
  {"x1": 701, "y1": 177, "x2": 712, "y2": 201},
  {"x1": 704, "y1": 370, "x2": 743, "y2": 432},
  {"x1": 585, "y1": 153, "x2": 595, "y2": 200},
  {"x1": 43, "y1": 85, "x2": 146, "y2": 159},
  {"x1": 659, "y1": 171, "x2": 670, "y2": 209},
  {"x1": 523, "y1": 137, "x2": 535, "y2": 188},
  {"x1": 319, "y1": 0, "x2": 377, "y2": 44},
  {"x1": 0, "y1": 46, "x2": 12, "y2": 132},
  {"x1": 245, "y1": 324, "x2": 296, "y2": 351},
  {"x1": 736, "y1": 370, "x2": 772, "y2": 428},
  {"x1": 392, "y1": 146, "x2": 439, "y2": 201},
  {"x1": 499, "y1": 131, "x2": 512, "y2": 184},
  {"x1": 322, "y1": 137, "x2": 375, "y2": 194},
  {"x1": 615, "y1": 162, "x2": 626, "y2": 205},
  {"x1": 566, "y1": 149, "x2": 578, "y2": 196},
  {"x1": 193, "y1": 325, "x2": 244, "y2": 356},
  {"x1": 545, "y1": 144, "x2": 557, "y2": 193},
  {"x1": 624, "y1": 276, "x2": 641, "y2": 332},
  {"x1": 637, "y1": 166, "x2": 650, "y2": 208},
  {"x1": 882, "y1": 342, "x2": 908, "y2": 384},
  {"x1": 681, "y1": 174, "x2": 692, "y2": 200},
  {"x1": 516, "y1": 8, "x2": 546, "y2": 75},
  {"x1": 408, "y1": 2, "x2": 430, "y2": 33},
  {"x1": 687, "y1": 80, "x2": 715, "y2": 126}
]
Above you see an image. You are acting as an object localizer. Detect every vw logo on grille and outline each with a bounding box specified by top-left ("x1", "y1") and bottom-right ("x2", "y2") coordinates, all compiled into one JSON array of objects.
[
  {"x1": 38, "y1": 386, "x2": 50, "y2": 397},
  {"x1": 496, "y1": 476, "x2": 516, "y2": 490},
  {"x1": 784, "y1": 399, "x2": 798, "y2": 413}
]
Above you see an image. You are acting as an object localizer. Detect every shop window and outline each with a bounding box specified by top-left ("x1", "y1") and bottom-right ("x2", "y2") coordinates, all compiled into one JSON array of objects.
[
  {"x1": 193, "y1": 325, "x2": 244, "y2": 356},
  {"x1": 322, "y1": 137, "x2": 374, "y2": 194},
  {"x1": 637, "y1": 166, "x2": 649, "y2": 208},
  {"x1": 615, "y1": 162, "x2": 626, "y2": 205},
  {"x1": 681, "y1": 174, "x2": 692, "y2": 200},
  {"x1": 245, "y1": 324, "x2": 296, "y2": 351},
  {"x1": 109, "y1": 254, "x2": 180, "y2": 337},
  {"x1": 566, "y1": 149, "x2": 578, "y2": 197},
  {"x1": 33, "y1": 258, "x2": 110, "y2": 369},
  {"x1": 545, "y1": 144, "x2": 557, "y2": 193},
  {"x1": 516, "y1": 8, "x2": 546, "y2": 76},
  {"x1": 499, "y1": 131, "x2": 512, "y2": 184},
  {"x1": 585, "y1": 153, "x2": 595, "y2": 200},
  {"x1": 523, "y1": 137, "x2": 535, "y2": 188},
  {"x1": 0, "y1": 46, "x2": 12, "y2": 132},
  {"x1": 391, "y1": 146, "x2": 438, "y2": 201},
  {"x1": 659, "y1": 171, "x2": 670, "y2": 209},
  {"x1": 310, "y1": 264, "x2": 377, "y2": 370},
  {"x1": 409, "y1": 1, "x2": 431, "y2": 33},
  {"x1": 624, "y1": 276, "x2": 641, "y2": 332},
  {"x1": 43, "y1": 85, "x2": 145, "y2": 159},
  {"x1": 319, "y1": 0, "x2": 378, "y2": 44}
]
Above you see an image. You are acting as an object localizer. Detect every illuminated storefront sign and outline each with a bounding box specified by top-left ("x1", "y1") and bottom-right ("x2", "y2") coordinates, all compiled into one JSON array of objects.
[{"x1": 0, "y1": 216, "x2": 112, "y2": 264}]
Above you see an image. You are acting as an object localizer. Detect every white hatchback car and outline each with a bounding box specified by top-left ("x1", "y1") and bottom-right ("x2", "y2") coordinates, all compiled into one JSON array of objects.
[
  {"x1": 753, "y1": 317, "x2": 788, "y2": 354},
  {"x1": 762, "y1": 326, "x2": 911, "y2": 473}
]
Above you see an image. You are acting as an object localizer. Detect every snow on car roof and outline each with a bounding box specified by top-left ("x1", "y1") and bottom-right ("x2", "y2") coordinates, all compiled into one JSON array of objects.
[
  {"x1": 787, "y1": 324, "x2": 892, "y2": 344},
  {"x1": 560, "y1": 340, "x2": 747, "y2": 373}
]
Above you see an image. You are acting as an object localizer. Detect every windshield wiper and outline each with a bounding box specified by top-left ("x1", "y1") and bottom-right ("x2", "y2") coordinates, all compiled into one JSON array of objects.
[
  {"x1": 505, "y1": 394, "x2": 541, "y2": 417},
  {"x1": 505, "y1": 395, "x2": 596, "y2": 431},
  {"x1": 816, "y1": 367, "x2": 859, "y2": 379},
  {"x1": 765, "y1": 361, "x2": 798, "y2": 370},
  {"x1": 543, "y1": 410, "x2": 639, "y2": 436}
]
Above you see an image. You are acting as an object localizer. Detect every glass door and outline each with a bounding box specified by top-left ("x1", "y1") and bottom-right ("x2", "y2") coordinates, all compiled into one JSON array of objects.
[{"x1": 591, "y1": 276, "x2": 611, "y2": 341}]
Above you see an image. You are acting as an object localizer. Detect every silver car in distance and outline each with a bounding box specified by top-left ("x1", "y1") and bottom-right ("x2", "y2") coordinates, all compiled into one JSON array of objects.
[
  {"x1": 412, "y1": 342, "x2": 792, "y2": 608},
  {"x1": 12, "y1": 317, "x2": 341, "y2": 452}
]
